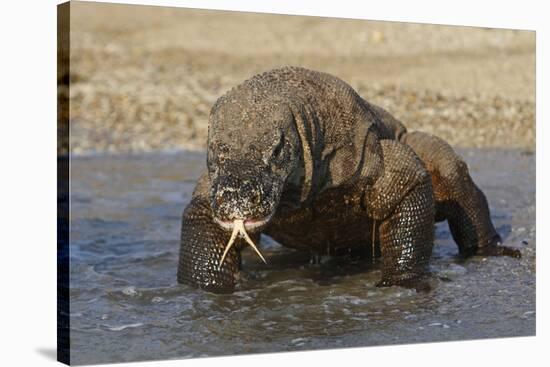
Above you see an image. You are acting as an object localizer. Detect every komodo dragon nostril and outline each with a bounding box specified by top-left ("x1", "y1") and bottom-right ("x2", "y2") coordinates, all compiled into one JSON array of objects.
[
  {"x1": 214, "y1": 195, "x2": 224, "y2": 208},
  {"x1": 252, "y1": 192, "x2": 261, "y2": 205}
]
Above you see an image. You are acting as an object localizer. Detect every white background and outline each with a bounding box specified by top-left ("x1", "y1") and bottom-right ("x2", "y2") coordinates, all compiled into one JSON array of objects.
[{"x1": 0, "y1": 0, "x2": 546, "y2": 366}]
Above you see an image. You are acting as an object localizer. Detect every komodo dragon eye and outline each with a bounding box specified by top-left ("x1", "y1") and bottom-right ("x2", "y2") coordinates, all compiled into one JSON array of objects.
[{"x1": 272, "y1": 132, "x2": 285, "y2": 159}]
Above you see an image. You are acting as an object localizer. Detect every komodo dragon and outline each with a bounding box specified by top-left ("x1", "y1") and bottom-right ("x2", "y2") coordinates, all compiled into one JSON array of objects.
[{"x1": 177, "y1": 66, "x2": 520, "y2": 293}]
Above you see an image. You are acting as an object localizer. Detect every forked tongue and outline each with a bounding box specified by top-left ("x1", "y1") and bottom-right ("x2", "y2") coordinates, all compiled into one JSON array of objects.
[{"x1": 217, "y1": 219, "x2": 267, "y2": 270}]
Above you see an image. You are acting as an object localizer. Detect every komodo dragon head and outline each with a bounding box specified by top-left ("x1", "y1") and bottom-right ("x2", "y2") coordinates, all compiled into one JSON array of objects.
[{"x1": 206, "y1": 90, "x2": 302, "y2": 266}]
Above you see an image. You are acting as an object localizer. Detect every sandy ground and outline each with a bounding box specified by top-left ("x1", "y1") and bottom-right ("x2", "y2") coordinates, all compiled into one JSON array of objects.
[{"x1": 61, "y1": 1, "x2": 535, "y2": 154}]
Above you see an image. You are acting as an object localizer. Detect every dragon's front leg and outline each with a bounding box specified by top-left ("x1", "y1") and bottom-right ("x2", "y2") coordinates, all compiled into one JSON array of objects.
[
  {"x1": 376, "y1": 175, "x2": 435, "y2": 289},
  {"x1": 177, "y1": 197, "x2": 241, "y2": 293}
]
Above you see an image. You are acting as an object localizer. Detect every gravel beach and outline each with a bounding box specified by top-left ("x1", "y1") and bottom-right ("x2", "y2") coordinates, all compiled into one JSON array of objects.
[{"x1": 62, "y1": 2, "x2": 535, "y2": 154}]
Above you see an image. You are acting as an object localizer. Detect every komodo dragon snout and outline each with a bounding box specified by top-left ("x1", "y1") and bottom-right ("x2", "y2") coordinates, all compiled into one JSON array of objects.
[{"x1": 206, "y1": 100, "x2": 302, "y2": 267}]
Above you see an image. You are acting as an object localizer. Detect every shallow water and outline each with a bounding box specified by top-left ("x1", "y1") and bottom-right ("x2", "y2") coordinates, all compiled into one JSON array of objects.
[{"x1": 68, "y1": 149, "x2": 535, "y2": 365}]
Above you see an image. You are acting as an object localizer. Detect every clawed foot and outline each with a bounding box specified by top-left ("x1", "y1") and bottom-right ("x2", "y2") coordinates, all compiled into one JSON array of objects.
[
  {"x1": 461, "y1": 235, "x2": 522, "y2": 259},
  {"x1": 479, "y1": 235, "x2": 521, "y2": 258},
  {"x1": 376, "y1": 275, "x2": 432, "y2": 293},
  {"x1": 475, "y1": 244, "x2": 521, "y2": 258}
]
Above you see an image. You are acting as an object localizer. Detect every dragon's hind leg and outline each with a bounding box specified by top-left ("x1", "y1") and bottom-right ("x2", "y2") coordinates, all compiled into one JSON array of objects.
[{"x1": 401, "y1": 131, "x2": 520, "y2": 258}]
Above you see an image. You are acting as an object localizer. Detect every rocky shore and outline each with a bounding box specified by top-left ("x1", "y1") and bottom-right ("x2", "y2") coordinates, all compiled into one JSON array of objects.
[{"x1": 62, "y1": 2, "x2": 535, "y2": 155}]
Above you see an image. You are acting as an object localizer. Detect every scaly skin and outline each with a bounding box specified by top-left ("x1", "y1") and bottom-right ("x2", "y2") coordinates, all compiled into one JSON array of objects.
[
  {"x1": 367, "y1": 103, "x2": 520, "y2": 257},
  {"x1": 177, "y1": 66, "x2": 519, "y2": 293}
]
